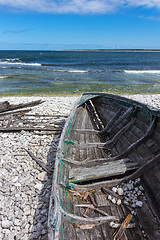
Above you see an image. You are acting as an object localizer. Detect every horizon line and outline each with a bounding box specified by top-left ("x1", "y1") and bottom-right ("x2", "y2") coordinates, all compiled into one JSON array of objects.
[{"x1": 1, "y1": 48, "x2": 160, "y2": 52}]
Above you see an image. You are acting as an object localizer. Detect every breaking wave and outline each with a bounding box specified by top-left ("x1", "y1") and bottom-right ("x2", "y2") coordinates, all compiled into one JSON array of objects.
[
  {"x1": 124, "y1": 70, "x2": 160, "y2": 74},
  {"x1": 0, "y1": 75, "x2": 8, "y2": 79},
  {"x1": 0, "y1": 60, "x2": 41, "y2": 67}
]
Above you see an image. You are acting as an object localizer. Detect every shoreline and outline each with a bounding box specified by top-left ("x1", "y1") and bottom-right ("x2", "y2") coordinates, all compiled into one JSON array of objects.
[
  {"x1": 1, "y1": 93, "x2": 160, "y2": 109},
  {"x1": 0, "y1": 94, "x2": 160, "y2": 239},
  {"x1": 1, "y1": 89, "x2": 160, "y2": 98}
]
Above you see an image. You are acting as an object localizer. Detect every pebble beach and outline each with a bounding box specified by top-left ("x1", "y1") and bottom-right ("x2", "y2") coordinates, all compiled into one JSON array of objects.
[{"x1": 0, "y1": 94, "x2": 160, "y2": 240}]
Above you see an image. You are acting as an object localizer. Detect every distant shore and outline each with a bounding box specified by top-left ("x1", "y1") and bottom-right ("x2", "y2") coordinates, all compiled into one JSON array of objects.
[{"x1": 57, "y1": 49, "x2": 160, "y2": 52}]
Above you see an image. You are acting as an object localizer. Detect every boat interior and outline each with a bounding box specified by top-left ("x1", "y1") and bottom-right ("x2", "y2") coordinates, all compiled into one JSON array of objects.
[{"x1": 51, "y1": 94, "x2": 160, "y2": 240}]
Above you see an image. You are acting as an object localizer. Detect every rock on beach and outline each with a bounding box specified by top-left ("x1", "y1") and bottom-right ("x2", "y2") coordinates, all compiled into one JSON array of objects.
[{"x1": 0, "y1": 94, "x2": 160, "y2": 239}]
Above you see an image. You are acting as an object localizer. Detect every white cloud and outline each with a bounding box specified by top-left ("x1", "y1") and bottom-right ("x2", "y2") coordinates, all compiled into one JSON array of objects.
[
  {"x1": 3, "y1": 29, "x2": 29, "y2": 34},
  {"x1": 139, "y1": 15, "x2": 160, "y2": 21},
  {"x1": 126, "y1": 0, "x2": 160, "y2": 9},
  {"x1": 0, "y1": 0, "x2": 160, "y2": 14}
]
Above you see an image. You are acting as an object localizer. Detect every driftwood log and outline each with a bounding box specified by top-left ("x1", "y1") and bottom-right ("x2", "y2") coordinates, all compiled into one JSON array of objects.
[
  {"x1": 0, "y1": 100, "x2": 44, "y2": 113},
  {"x1": 24, "y1": 148, "x2": 53, "y2": 175},
  {"x1": 0, "y1": 99, "x2": 66, "y2": 133}
]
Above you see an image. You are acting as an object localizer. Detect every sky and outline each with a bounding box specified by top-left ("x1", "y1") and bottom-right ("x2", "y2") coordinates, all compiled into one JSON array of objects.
[{"x1": 0, "y1": 0, "x2": 160, "y2": 50}]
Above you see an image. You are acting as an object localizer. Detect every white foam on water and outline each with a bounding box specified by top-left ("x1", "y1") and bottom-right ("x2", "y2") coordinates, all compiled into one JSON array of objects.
[
  {"x1": 0, "y1": 76, "x2": 7, "y2": 79},
  {"x1": 67, "y1": 70, "x2": 88, "y2": 73},
  {"x1": 0, "y1": 61, "x2": 41, "y2": 67},
  {"x1": 5, "y1": 58, "x2": 20, "y2": 62},
  {"x1": 124, "y1": 70, "x2": 160, "y2": 74},
  {"x1": 51, "y1": 69, "x2": 88, "y2": 73}
]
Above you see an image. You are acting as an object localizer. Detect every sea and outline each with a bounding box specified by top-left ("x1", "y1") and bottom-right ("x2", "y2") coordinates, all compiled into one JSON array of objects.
[{"x1": 0, "y1": 50, "x2": 160, "y2": 95}]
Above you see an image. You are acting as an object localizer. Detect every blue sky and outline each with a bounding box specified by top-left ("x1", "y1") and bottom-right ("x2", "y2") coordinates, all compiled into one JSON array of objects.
[{"x1": 0, "y1": 0, "x2": 160, "y2": 50}]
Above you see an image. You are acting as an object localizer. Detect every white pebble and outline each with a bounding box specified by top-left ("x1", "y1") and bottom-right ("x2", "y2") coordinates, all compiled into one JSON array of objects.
[
  {"x1": 129, "y1": 194, "x2": 134, "y2": 200},
  {"x1": 136, "y1": 201, "x2": 143, "y2": 208},
  {"x1": 18, "y1": 122, "x2": 23, "y2": 127},
  {"x1": 112, "y1": 187, "x2": 117, "y2": 193},
  {"x1": 117, "y1": 199, "x2": 121, "y2": 205},
  {"x1": 123, "y1": 200, "x2": 129, "y2": 206},
  {"x1": 131, "y1": 203, "x2": 136, "y2": 208},
  {"x1": 135, "y1": 187, "x2": 139, "y2": 192},
  {"x1": 117, "y1": 188, "x2": 123, "y2": 196},
  {"x1": 127, "y1": 183, "x2": 133, "y2": 190},
  {"x1": 112, "y1": 198, "x2": 116, "y2": 204},
  {"x1": 125, "y1": 197, "x2": 130, "y2": 202},
  {"x1": 123, "y1": 186, "x2": 128, "y2": 192},
  {"x1": 139, "y1": 185, "x2": 144, "y2": 191},
  {"x1": 136, "y1": 178, "x2": 141, "y2": 184},
  {"x1": 2, "y1": 219, "x2": 11, "y2": 228},
  {"x1": 108, "y1": 195, "x2": 112, "y2": 200},
  {"x1": 131, "y1": 210, "x2": 136, "y2": 215}
]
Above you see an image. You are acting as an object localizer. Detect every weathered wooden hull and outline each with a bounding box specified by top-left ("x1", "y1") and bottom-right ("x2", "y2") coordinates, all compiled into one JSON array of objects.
[{"x1": 48, "y1": 93, "x2": 160, "y2": 240}]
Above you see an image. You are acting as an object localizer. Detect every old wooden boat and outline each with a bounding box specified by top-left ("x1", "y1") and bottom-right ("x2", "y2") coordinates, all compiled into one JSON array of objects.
[{"x1": 48, "y1": 93, "x2": 160, "y2": 240}]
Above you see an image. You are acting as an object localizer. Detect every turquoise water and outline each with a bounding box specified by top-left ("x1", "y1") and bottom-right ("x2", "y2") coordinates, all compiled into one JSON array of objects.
[{"x1": 0, "y1": 50, "x2": 160, "y2": 95}]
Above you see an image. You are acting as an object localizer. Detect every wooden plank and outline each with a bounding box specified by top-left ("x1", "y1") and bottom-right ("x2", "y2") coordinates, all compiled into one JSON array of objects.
[
  {"x1": 122, "y1": 153, "x2": 160, "y2": 183},
  {"x1": 69, "y1": 159, "x2": 139, "y2": 183},
  {"x1": 66, "y1": 107, "x2": 83, "y2": 160},
  {"x1": 74, "y1": 129, "x2": 98, "y2": 134},
  {"x1": 89, "y1": 225, "x2": 104, "y2": 240},
  {"x1": 72, "y1": 179, "x2": 124, "y2": 191},
  {"x1": 126, "y1": 119, "x2": 157, "y2": 163},
  {"x1": 0, "y1": 126, "x2": 62, "y2": 132},
  {"x1": 86, "y1": 115, "x2": 100, "y2": 161},
  {"x1": 131, "y1": 124, "x2": 146, "y2": 137},
  {"x1": 62, "y1": 155, "x2": 119, "y2": 167},
  {"x1": 115, "y1": 135, "x2": 129, "y2": 155},
  {"x1": 124, "y1": 128, "x2": 138, "y2": 143},
  {"x1": 116, "y1": 116, "x2": 156, "y2": 159},
  {"x1": 92, "y1": 97, "x2": 126, "y2": 128},
  {"x1": 0, "y1": 108, "x2": 31, "y2": 117},
  {"x1": 152, "y1": 164, "x2": 160, "y2": 184},
  {"x1": 79, "y1": 109, "x2": 88, "y2": 162},
  {"x1": 107, "y1": 107, "x2": 134, "y2": 134},
  {"x1": 93, "y1": 191, "x2": 115, "y2": 239},
  {"x1": 121, "y1": 131, "x2": 143, "y2": 164},
  {"x1": 151, "y1": 130, "x2": 160, "y2": 143},
  {"x1": 0, "y1": 99, "x2": 44, "y2": 113},
  {"x1": 73, "y1": 197, "x2": 91, "y2": 240},
  {"x1": 136, "y1": 144, "x2": 155, "y2": 160},
  {"x1": 86, "y1": 100, "x2": 102, "y2": 130},
  {"x1": 24, "y1": 148, "x2": 53, "y2": 174},
  {"x1": 98, "y1": 108, "x2": 122, "y2": 136},
  {"x1": 115, "y1": 205, "x2": 134, "y2": 240},
  {"x1": 113, "y1": 214, "x2": 133, "y2": 240},
  {"x1": 85, "y1": 192, "x2": 107, "y2": 240},
  {"x1": 95, "y1": 193, "x2": 110, "y2": 207},
  {"x1": 74, "y1": 141, "x2": 105, "y2": 149},
  {"x1": 0, "y1": 101, "x2": 10, "y2": 112},
  {"x1": 103, "y1": 118, "x2": 135, "y2": 148},
  {"x1": 95, "y1": 108, "x2": 115, "y2": 126},
  {"x1": 136, "y1": 201, "x2": 160, "y2": 240},
  {"x1": 62, "y1": 222, "x2": 77, "y2": 240},
  {"x1": 144, "y1": 170, "x2": 160, "y2": 202},
  {"x1": 92, "y1": 99, "x2": 117, "y2": 127},
  {"x1": 146, "y1": 139, "x2": 160, "y2": 154},
  {"x1": 62, "y1": 206, "x2": 117, "y2": 225}
]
